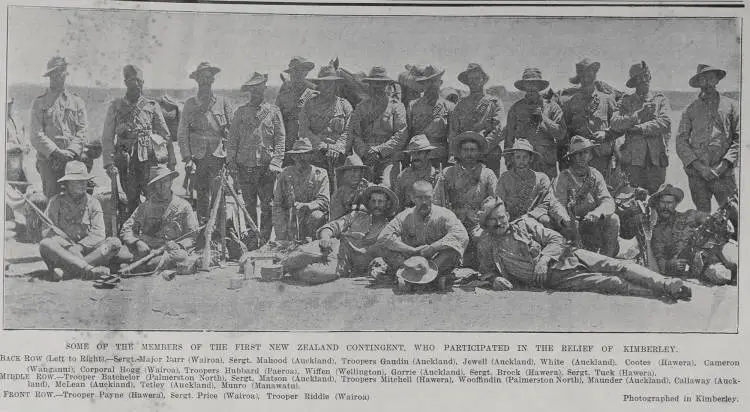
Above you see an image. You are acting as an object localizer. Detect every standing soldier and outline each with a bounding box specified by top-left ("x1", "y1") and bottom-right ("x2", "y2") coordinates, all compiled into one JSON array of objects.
[
  {"x1": 6, "y1": 97, "x2": 31, "y2": 184},
  {"x1": 272, "y1": 138, "x2": 330, "y2": 241},
  {"x1": 504, "y1": 68, "x2": 566, "y2": 179},
  {"x1": 103, "y1": 64, "x2": 171, "y2": 214},
  {"x1": 408, "y1": 65, "x2": 453, "y2": 168},
  {"x1": 676, "y1": 64, "x2": 739, "y2": 213},
  {"x1": 226, "y1": 72, "x2": 285, "y2": 242},
  {"x1": 177, "y1": 62, "x2": 234, "y2": 222},
  {"x1": 298, "y1": 65, "x2": 353, "y2": 181},
  {"x1": 448, "y1": 63, "x2": 505, "y2": 174},
  {"x1": 394, "y1": 134, "x2": 445, "y2": 210},
  {"x1": 562, "y1": 58, "x2": 619, "y2": 177},
  {"x1": 345, "y1": 67, "x2": 408, "y2": 188},
  {"x1": 30, "y1": 56, "x2": 89, "y2": 198},
  {"x1": 276, "y1": 56, "x2": 317, "y2": 164},
  {"x1": 611, "y1": 61, "x2": 672, "y2": 194}
]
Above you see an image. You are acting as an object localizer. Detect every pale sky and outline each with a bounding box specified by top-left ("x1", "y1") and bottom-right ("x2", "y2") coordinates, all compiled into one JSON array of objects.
[{"x1": 7, "y1": 8, "x2": 740, "y2": 92}]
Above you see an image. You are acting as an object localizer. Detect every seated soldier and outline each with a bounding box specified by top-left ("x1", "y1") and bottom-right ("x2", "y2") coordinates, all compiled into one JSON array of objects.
[
  {"x1": 475, "y1": 197, "x2": 691, "y2": 301},
  {"x1": 118, "y1": 164, "x2": 199, "y2": 271},
  {"x1": 377, "y1": 180, "x2": 469, "y2": 290},
  {"x1": 496, "y1": 139, "x2": 566, "y2": 228},
  {"x1": 650, "y1": 184, "x2": 736, "y2": 285},
  {"x1": 282, "y1": 184, "x2": 399, "y2": 284},
  {"x1": 329, "y1": 153, "x2": 371, "y2": 220},
  {"x1": 39, "y1": 161, "x2": 121, "y2": 281},
  {"x1": 272, "y1": 138, "x2": 330, "y2": 240},
  {"x1": 394, "y1": 134, "x2": 445, "y2": 210},
  {"x1": 553, "y1": 136, "x2": 620, "y2": 257}
]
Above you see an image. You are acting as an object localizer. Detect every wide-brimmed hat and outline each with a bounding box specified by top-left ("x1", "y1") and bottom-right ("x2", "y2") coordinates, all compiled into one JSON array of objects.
[
  {"x1": 311, "y1": 65, "x2": 343, "y2": 82},
  {"x1": 648, "y1": 183, "x2": 685, "y2": 208},
  {"x1": 361, "y1": 184, "x2": 399, "y2": 214},
  {"x1": 240, "y1": 72, "x2": 268, "y2": 90},
  {"x1": 569, "y1": 58, "x2": 601, "y2": 84},
  {"x1": 189, "y1": 62, "x2": 221, "y2": 79},
  {"x1": 399, "y1": 65, "x2": 425, "y2": 89},
  {"x1": 283, "y1": 56, "x2": 315, "y2": 73},
  {"x1": 440, "y1": 87, "x2": 460, "y2": 102},
  {"x1": 396, "y1": 256, "x2": 438, "y2": 284},
  {"x1": 404, "y1": 134, "x2": 437, "y2": 153},
  {"x1": 363, "y1": 66, "x2": 394, "y2": 82},
  {"x1": 565, "y1": 135, "x2": 598, "y2": 157},
  {"x1": 123, "y1": 64, "x2": 143, "y2": 81},
  {"x1": 514, "y1": 68, "x2": 550, "y2": 92},
  {"x1": 416, "y1": 65, "x2": 445, "y2": 83},
  {"x1": 458, "y1": 63, "x2": 489, "y2": 85},
  {"x1": 43, "y1": 56, "x2": 68, "y2": 77},
  {"x1": 286, "y1": 138, "x2": 316, "y2": 154},
  {"x1": 688, "y1": 64, "x2": 727, "y2": 88},
  {"x1": 147, "y1": 164, "x2": 179, "y2": 186},
  {"x1": 478, "y1": 196, "x2": 506, "y2": 228},
  {"x1": 335, "y1": 153, "x2": 371, "y2": 176},
  {"x1": 504, "y1": 139, "x2": 540, "y2": 157},
  {"x1": 454, "y1": 131, "x2": 487, "y2": 154},
  {"x1": 626, "y1": 61, "x2": 650, "y2": 88},
  {"x1": 57, "y1": 161, "x2": 92, "y2": 182}
]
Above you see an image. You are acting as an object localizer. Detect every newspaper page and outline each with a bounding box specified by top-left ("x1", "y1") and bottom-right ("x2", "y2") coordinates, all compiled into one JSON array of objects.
[{"x1": 0, "y1": 1, "x2": 746, "y2": 411}]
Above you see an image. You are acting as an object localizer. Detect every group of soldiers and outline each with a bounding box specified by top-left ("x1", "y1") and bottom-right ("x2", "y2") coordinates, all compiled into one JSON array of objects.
[{"x1": 10, "y1": 54, "x2": 738, "y2": 298}]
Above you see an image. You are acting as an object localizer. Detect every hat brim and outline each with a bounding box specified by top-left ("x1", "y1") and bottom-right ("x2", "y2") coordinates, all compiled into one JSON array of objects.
[
  {"x1": 514, "y1": 79, "x2": 550, "y2": 91},
  {"x1": 362, "y1": 77, "x2": 394, "y2": 83},
  {"x1": 625, "y1": 77, "x2": 640, "y2": 88},
  {"x1": 286, "y1": 148, "x2": 316, "y2": 154},
  {"x1": 189, "y1": 67, "x2": 221, "y2": 80},
  {"x1": 689, "y1": 69, "x2": 727, "y2": 88},
  {"x1": 57, "y1": 174, "x2": 93, "y2": 183},
  {"x1": 311, "y1": 75, "x2": 343, "y2": 82},
  {"x1": 147, "y1": 170, "x2": 179, "y2": 186},
  {"x1": 416, "y1": 70, "x2": 446, "y2": 83},
  {"x1": 43, "y1": 65, "x2": 67, "y2": 77},
  {"x1": 396, "y1": 262, "x2": 438, "y2": 284},
  {"x1": 284, "y1": 62, "x2": 315, "y2": 73},
  {"x1": 240, "y1": 80, "x2": 268, "y2": 90},
  {"x1": 648, "y1": 187, "x2": 685, "y2": 208},
  {"x1": 335, "y1": 165, "x2": 371, "y2": 175},
  {"x1": 504, "y1": 147, "x2": 540, "y2": 158},
  {"x1": 565, "y1": 144, "x2": 598, "y2": 158},
  {"x1": 404, "y1": 145, "x2": 438, "y2": 153},
  {"x1": 458, "y1": 68, "x2": 489, "y2": 86},
  {"x1": 454, "y1": 134, "x2": 488, "y2": 154},
  {"x1": 569, "y1": 62, "x2": 601, "y2": 84},
  {"x1": 361, "y1": 185, "x2": 399, "y2": 214}
]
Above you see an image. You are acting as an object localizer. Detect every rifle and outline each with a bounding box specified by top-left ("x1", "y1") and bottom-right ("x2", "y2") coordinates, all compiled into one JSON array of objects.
[
  {"x1": 438, "y1": 163, "x2": 451, "y2": 210},
  {"x1": 286, "y1": 174, "x2": 300, "y2": 241},
  {"x1": 201, "y1": 170, "x2": 226, "y2": 271},
  {"x1": 7, "y1": 184, "x2": 73, "y2": 244},
  {"x1": 220, "y1": 172, "x2": 264, "y2": 247},
  {"x1": 119, "y1": 224, "x2": 206, "y2": 276},
  {"x1": 566, "y1": 188, "x2": 582, "y2": 248},
  {"x1": 109, "y1": 154, "x2": 119, "y2": 237},
  {"x1": 182, "y1": 160, "x2": 197, "y2": 209}
]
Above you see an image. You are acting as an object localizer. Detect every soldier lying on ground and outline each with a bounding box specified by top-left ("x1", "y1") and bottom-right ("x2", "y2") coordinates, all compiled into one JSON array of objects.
[
  {"x1": 39, "y1": 161, "x2": 121, "y2": 281},
  {"x1": 474, "y1": 197, "x2": 692, "y2": 301},
  {"x1": 282, "y1": 184, "x2": 399, "y2": 284}
]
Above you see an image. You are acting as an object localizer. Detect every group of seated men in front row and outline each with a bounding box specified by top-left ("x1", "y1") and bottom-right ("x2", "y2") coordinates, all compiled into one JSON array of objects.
[{"x1": 39, "y1": 129, "x2": 735, "y2": 299}]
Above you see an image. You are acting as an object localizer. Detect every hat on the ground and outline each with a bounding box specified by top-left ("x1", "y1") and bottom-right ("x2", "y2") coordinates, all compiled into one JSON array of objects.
[
  {"x1": 648, "y1": 183, "x2": 685, "y2": 208},
  {"x1": 363, "y1": 66, "x2": 394, "y2": 83},
  {"x1": 240, "y1": 72, "x2": 268, "y2": 90},
  {"x1": 569, "y1": 58, "x2": 601, "y2": 84},
  {"x1": 286, "y1": 138, "x2": 316, "y2": 154},
  {"x1": 458, "y1": 63, "x2": 489, "y2": 85},
  {"x1": 396, "y1": 256, "x2": 438, "y2": 284},
  {"x1": 404, "y1": 134, "x2": 437, "y2": 153},
  {"x1": 454, "y1": 131, "x2": 487, "y2": 154},
  {"x1": 416, "y1": 65, "x2": 445, "y2": 83},
  {"x1": 57, "y1": 161, "x2": 92, "y2": 182},
  {"x1": 147, "y1": 164, "x2": 179, "y2": 187},
  {"x1": 565, "y1": 135, "x2": 598, "y2": 157},
  {"x1": 514, "y1": 67, "x2": 550, "y2": 92},
  {"x1": 283, "y1": 56, "x2": 315, "y2": 73},
  {"x1": 478, "y1": 196, "x2": 506, "y2": 228},
  {"x1": 504, "y1": 139, "x2": 540, "y2": 158},
  {"x1": 361, "y1": 184, "x2": 399, "y2": 215},
  {"x1": 336, "y1": 153, "x2": 371, "y2": 176},
  {"x1": 311, "y1": 65, "x2": 343, "y2": 82},
  {"x1": 43, "y1": 56, "x2": 68, "y2": 77},
  {"x1": 626, "y1": 61, "x2": 650, "y2": 88},
  {"x1": 123, "y1": 64, "x2": 143, "y2": 81},
  {"x1": 189, "y1": 62, "x2": 221, "y2": 79},
  {"x1": 688, "y1": 64, "x2": 727, "y2": 88}
]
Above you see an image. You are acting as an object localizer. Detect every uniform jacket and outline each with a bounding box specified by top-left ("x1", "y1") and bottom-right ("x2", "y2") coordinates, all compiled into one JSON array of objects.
[
  {"x1": 562, "y1": 90, "x2": 618, "y2": 158},
  {"x1": 442, "y1": 163, "x2": 497, "y2": 227},
  {"x1": 408, "y1": 95, "x2": 454, "y2": 160},
  {"x1": 120, "y1": 195, "x2": 199, "y2": 249},
  {"x1": 553, "y1": 166, "x2": 615, "y2": 219},
  {"x1": 45, "y1": 193, "x2": 105, "y2": 249},
  {"x1": 448, "y1": 92, "x2": 505, "y2": 157},
  {"x1": 379, "y1": 205, "x2": 469, "y2": 257},
  {"x1": 496, "y1": 169, "x2": 565, "y2": 223},
  {"x1": 394, "y1": 166, "x2": 446, "y2": 210},
  {"x1": 102, "y1": 95, "x2": 171, "y2": 167},
  {"x1": 177, "y1": 94, "x2": 234, "y2": 160},
  {"x1": 651, "y1": 209, "x2": 709, "y2": 275},
  {"x1": 30, "y1": 89, "x2": 88, "y2": 158},
  {"x1": 272, "y1": 164, "x2": 330, "y2": 237},
  {"x1": 226, "y1": 102, "x2": 286, "y2": 170},
  {"x1": 299, "y1": 95, "x2": 352, "y2": 152},
  {"x1": 611, "y1": 91, "x2": 672, "y2": 167},
  {"x1": 504, "y1": 98, "x2": 566, "y2": 166},
  {"x1": 342, "y1": 97, "x2": 408, "y2": 161},
  {"x1": 276, "y1": 82, "x2": 317, "y2": 151}
]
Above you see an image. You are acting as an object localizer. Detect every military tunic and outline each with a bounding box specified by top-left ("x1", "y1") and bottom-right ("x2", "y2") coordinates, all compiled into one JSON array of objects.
[
  {"x1": 276, "y1": 82, "x2": 317, "y2": 154},
  {"x1": 448, "y1": 93, "x2": 505, "y2": 171},
  {"x1": 611, "y1": 91, "x2": 672, "y2": 193},
  {"x1": 101, "y1": 95, "x2": 171, "y2": 212},
  {"x1": 120, "y1": 195, "x2": 199, "y2": 250},
  {"x1": 393, "y1": 165, "x2": 445, "y2": 210},
  {"x1": 504, "y1": 98, "x2": 566, "y2": 178},
  {"x1": 316, "y1": 211, "x2": 394, "y2": 276},
  {"x1": 562, "y1": 90, "x2": 619, "y2": 175},
  {"x1": 45, "y1": 193, "x2": 105, "y2": 250},
  {"x1": 6, "y1": 110, "x2": 30, "y2": 183},
  {"x1": 651, "y1": 210, "x2": 708, "y2": 276},
  {"x1": 675, "y1": 92, "x2": 739, "y2": 212},
  {"x1": 442, "y1": 163, "x2": 497, "y2": 231},
  {"x1": 330, "y1": 183, "x2": 369, "y2": 220},
  {"x1": 272, "y1": 164, "x2": 330, "y2": 240},
  {"x1": 407, "y1": 95, "x2": 453, "y2": 163},
  {"x1": 496, "y1": 169, "x2": 565, "y2": 225},
  {"x1": 299, "y1": 95, "x2": 352, "y2": 152},
  {"x1": 30, "y1": 89, "x2": 88, "y2": 197}
]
